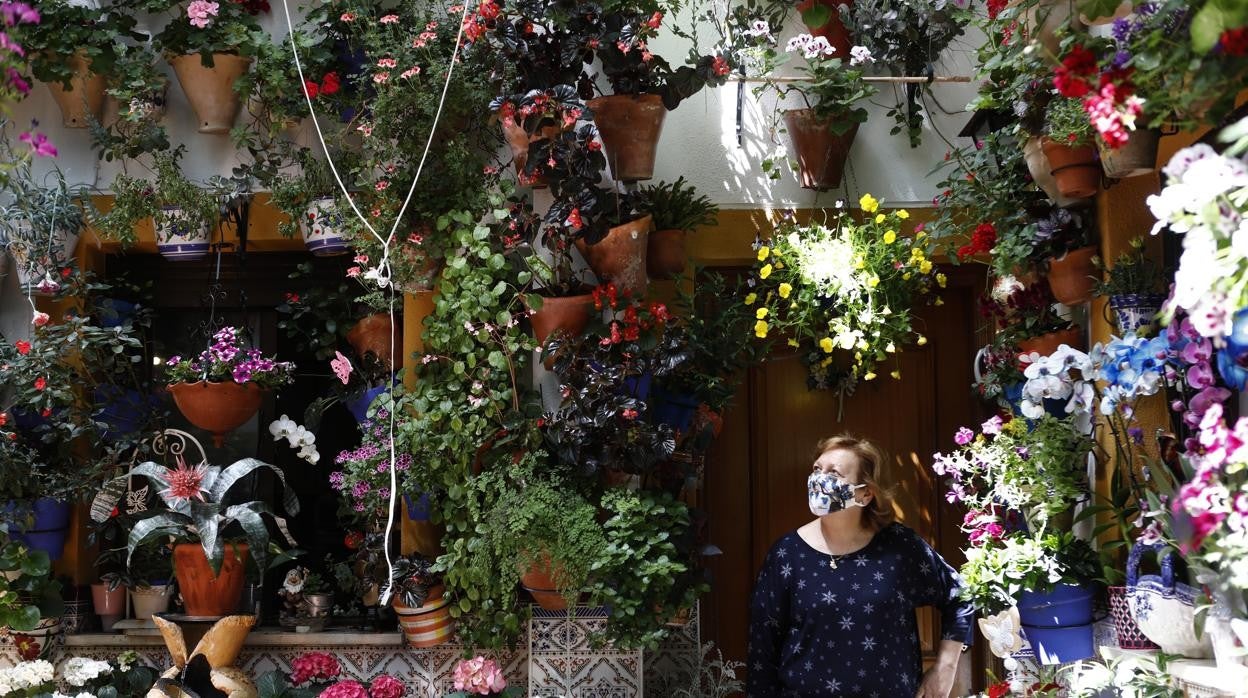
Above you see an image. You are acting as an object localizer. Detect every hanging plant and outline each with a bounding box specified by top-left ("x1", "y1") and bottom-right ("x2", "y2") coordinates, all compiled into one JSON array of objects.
[{"x1": 749, "y1": 196, "x2": 942, "y2": 392}]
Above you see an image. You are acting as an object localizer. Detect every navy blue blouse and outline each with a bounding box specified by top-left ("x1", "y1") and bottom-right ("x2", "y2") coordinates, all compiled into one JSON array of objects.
[{"x1": 747, "y1": 523, "x2": 974, "y2": 697}]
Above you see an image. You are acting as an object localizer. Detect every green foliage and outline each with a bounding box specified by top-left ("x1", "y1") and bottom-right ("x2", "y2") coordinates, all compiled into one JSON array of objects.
[
  {"x1": 634, "y1": 177, "x2": 718, "y2": 232},
  {"x1": 22, "y1": 2, "x2": 140, "y2": 88},
  {"x1": 0, "y1": 536, "x2": 62, "y2": 630},
  {"x1": 92, "y1": 150, "x2": 219, "y2": 247},
  {"x1": 1045, "y1": 95, "x2": 1095, "y2": 148},
  {"x1": 154, "y1": 1, "x2": 266, "y2": 60},
  {"x1": 672, "y1": 643, "x2": 746, "y2": 698},
  {"x1": 1093, "y1": 236, "x2": 1163, "y2": 298},
  {"x1": 959, "y1": 532, "x2": 1100, "y2": 615}
]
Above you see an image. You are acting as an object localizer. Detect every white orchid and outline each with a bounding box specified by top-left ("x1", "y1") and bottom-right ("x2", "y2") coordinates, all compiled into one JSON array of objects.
[{"x1": 269, "y1": 415, "x2": 320, "y2": 465}]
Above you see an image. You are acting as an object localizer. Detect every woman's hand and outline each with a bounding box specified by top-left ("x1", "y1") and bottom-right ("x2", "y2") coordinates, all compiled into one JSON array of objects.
[{"x1": 915, "y1": 639, "x2": 964, "y2": 698}]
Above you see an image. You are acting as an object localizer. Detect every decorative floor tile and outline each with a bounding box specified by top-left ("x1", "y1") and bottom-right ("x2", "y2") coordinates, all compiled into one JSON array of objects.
[{"x1": 529, "y1": 606, "x2": 643, "y2": 697}]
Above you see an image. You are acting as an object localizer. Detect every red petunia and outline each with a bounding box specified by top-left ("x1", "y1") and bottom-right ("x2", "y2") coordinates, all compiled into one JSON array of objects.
[{"x1": 1054, "y1": 44, "x2": 1097, "y2": 98}]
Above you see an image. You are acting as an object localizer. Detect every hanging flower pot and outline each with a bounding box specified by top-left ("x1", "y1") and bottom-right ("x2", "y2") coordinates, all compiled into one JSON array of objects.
[
  {"x1": 1023, "y1": 137, "x2": 1080, "y2": 208},
  {"x1": 586, "y1": 93, "x2": 666, "y2": 181},
  {"x1": 647, "y1": 229, "x2": 686, "y2": 279},
  {"x1": 168, "y1": 53, "x2": 252, "y2": 135},
  {"x1": 44, "y1": 51, "x2": 106, "y2": 128},
  {"x1": 574, "y1": 215, "x2": 651, "y2": 298},
  {"x1": 1046, "y1": 245, "x2": 1099, "y2": 305},
  {"x1": 173, "y1": 542, "x2": 249, "y2": 617},
  {"x1": 155, "y1": 206, "x2": 211, "y2": 262},
  {"x1": 168, "y1": 381, "x2": 266, "y2": 448},
  {"x1": 1019, "y1": 0, "x2": 1078, "y2": 55},
  {"x1": 529, "y1": 293, "x2": 594, "y2": 346},
  {"x1": 347, "y1": 314, "x2": 403, "y2": 371},
  {"x1": 519, "y1": 553, "x2": 569, "y2": 612},
  {"x1": 784, "y1": 110, "x2": 859, "y2": 191},
  {"x1": 1041, "y1": 138, "x2": 1101, "y2": 199},
  {"x1": 301, "y1": 197, "x2": 349, "y2": 256},
  {"x1": 796, "y1": 0, "x2": 854, "y2": 57},
  {"x1": 1098, "y1": 128, "x2": 1160, "y2": 179},
  {"x1": 1017, "y1": 326, "x2": 1084, "y2": 357},
  {"x1": 9, "y1": 221, "x2": 80, "y2": 296},
  {"x1": 392, "y1": 585, "x2": 454, "y2": 648},
  {"x1": 1109, "y1": 293, "x2": 1165, "y2": 335}
]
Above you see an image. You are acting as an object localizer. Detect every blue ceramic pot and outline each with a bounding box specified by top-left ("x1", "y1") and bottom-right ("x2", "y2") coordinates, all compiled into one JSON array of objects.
[
  {"x1": 346, "y1": 385, "x2": 389, "y2": 423},
  {"x1": 1225, "y1": 307, "x2": 1248, "y2": 360},
  {"x1": 1017, "y1": 583, "x2": 1095, "y2": 628},
  {"x1": 651, "y1": 387, "x2": 699, "y2": 432},
  {"x1": 1021, "y1": 623, "x2": 1094, "y2": 665},
  {"x1": 6, "y1": 498, "x2": 71, "y2": 560},
  {"x1": 95, "y1": 385, "x2": 159, "y2": 441},
  {"x1": 1218, "y1": 349, "x2": 1248, "y2": 391},
  {"x1": 97, "y1": 299, "x2": 137, "y2": 328}
]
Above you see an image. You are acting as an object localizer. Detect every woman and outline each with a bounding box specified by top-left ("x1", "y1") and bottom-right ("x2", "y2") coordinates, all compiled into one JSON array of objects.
[{"x1": 748, "y1": 435, "x2": 974, "y2": 697}]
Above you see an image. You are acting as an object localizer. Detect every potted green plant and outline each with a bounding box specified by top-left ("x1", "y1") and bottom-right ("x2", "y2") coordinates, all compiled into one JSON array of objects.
[
  {"x1": 233, "y1": 31, "x2": 333, "y2": 139},
  {"x1": 386, "y1": 556, "x2": 453, "y2": 648},
  {"x1": 21, "y1": 1, "x2": 139, "y2": 128},
  {"x1": 1042, "y1": 95, "x2": 1101, "y2": 199},
  {"x1": 1093, "y1": 237, "x2": 1165, "y2": 335},
  {"x1": 94, "y1": 454, "x2": 301, "y2": 617},
  {"x1": 266, "y1": 149, "x2": 351, "y2": 257},
  {"x1": 755, "y1": 33, "x2": 875, "y2": 190},
  {"x1": 634, "y1": 177, "x2": 718, "y2": 279},
  {"x1": 981, "y1": 275, "x2": 1082, "y2": 357},
  {"x1": 125, "y1": 544, "x2": 175, "y2": 621},
  {"x1": 92, "y1": 149, "x2": 220, "y2": 257},
  {"x1": 153, "y1": 0, "x2": 267, "y2": 134},
  {"x1": 99, "y1": 40, "x2": 172, "y2": 162},
  {"x1": 1038, "y1": 207, "x2": 1098, "y2": 306},
  {"x1": 0, "y1": 137, "x2": 87, "y2": 295},
  {"x1": 164, "y1": 325, "x2": 295, "y2": 447}
]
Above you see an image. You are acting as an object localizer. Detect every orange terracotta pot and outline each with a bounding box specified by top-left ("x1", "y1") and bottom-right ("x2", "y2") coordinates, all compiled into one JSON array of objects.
[
  {"x1": 587, "y1": 94, "x2": 666, "y2": 181},
  {"x1": 500, "y1": 120, "x2": 565, "y2": 188},
  {"x1": 530, "y1": 293, "x2": 594, "y2": 346},
  {"x1": 347, "y1": 314, "x2": 403, "y2": 371},
  {"x1": 392, "y1": 585, "x2": 454, "y2": 648},
  {"x1": 575, "y1": 215, "x2": 651, "y2": 297},
  {"x1": 169, "y1": 53, "x2": 251, "y2": 134},
  {"x1": 45, "y1": 51, "x2": 105, "y2": 128},
  {"x1": 647, "y1": 229, "x2": 687, "y2": 279},
  {"x1": 1046, "y1": 246, "x2": 1099, "y2": 306},
  {"x1": 1041, "y1": 138, "x2": 1101, "y2": 199},
  {"x1": 1017, "y1": 326, "x2": 1085, "y2": 358},
  {"x1": 169, "y1": 381, "x2": 265, "y2": 448},
  {"x1": 784, "y1": 110, "x2": 859, "y2": 191},
  {"x1": 173, "y1": 542, "x2": 249, "y2": 617},
  {"x1": 796, "y1": 0, "x2": 854, "y2": 58},
  {"x1": 519, "y1": 554, "x2": 568, "y2": 612}
]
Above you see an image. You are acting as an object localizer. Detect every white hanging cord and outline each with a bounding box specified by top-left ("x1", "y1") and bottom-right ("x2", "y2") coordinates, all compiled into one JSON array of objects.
[{"x1": 278, "y1": 1, "x2": 470, "y2": 606}]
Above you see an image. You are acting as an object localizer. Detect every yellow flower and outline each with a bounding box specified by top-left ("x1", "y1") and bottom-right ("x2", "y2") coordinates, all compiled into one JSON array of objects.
[
  {"x1": 754, "y1": 320, "x2": 769, "y2": 338},
  {"x1": 863, "y1": 371, "x2": 877, "y2": 381},
  {"x1": 859, "y1": 193, "x2": 879, "y2": 213},
  {"x1": 919, "y1": 260, "x2": 933, "y2": 274},
  {"x1": 756, "y1": 307, "x2": 768, "y2": 320},
  {"x1": 744, "y1": 292, "x2": 757, "y2": 305},
  {"x1": 883, "y1": 230, "x2": 896, "y2": 244},
  {"x1": 788, "y1": 338, "x2": 799, "y2": 348},
  {"x1": 854, "y1": 257, "x2": 866, "y2": 270},
  {"x1": 897, "y1": 210, "x2": 910, "y2": 220},
  {"x1": 759, "y1": 263, "x2": 773, "y2": 279},
  {"x1": 757, "y1": 246, "x2": 770, "y2": 261},
  {"x1": 874, "y1": 213, "x2": 885, "y2": 224},
  {"x1": 778, "y1": 282, "x2": 792, "y2": 299},
  {"x1": 868, "y1": 274, "x2": 880, "y2": 288},
  {"x1": 935, "y1": 297, "x2": 944, "y2": 306},
  {"x1": 890, "y1": 370, "x2": 901, "y2": 380},
  {"x1": 775, "y1": 261, "x2": 785, "y2": 269},
  {"x1": 903, "y1": 272, "x2": 911, "y2": 280},
  {"x1": 911, "y1": 247, "x2": 925, "y2": 260},
  {"x1": 936, "y1": 273, "x2": 947, "y2": 288},
  {"x1": 819, "y1": 337, "x2": 835, "y2": 353},
  {"x1": 917, "y1": 335, "x2": 928, "y2": 346}
]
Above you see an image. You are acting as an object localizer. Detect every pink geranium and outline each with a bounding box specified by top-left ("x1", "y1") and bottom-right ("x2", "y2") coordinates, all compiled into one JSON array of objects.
[
  {"x1": 451, "y1": 656, "x2": 507, "y2": 695},
  {"x1": 320, "y1": 680, "x2": 368, "y2": 698},
  {"x1": 291, "y1": 651, "x2": 341, "y2": 685},
  {"x1": 187, "y1": 0, "x2": 219, "y2": 28}
]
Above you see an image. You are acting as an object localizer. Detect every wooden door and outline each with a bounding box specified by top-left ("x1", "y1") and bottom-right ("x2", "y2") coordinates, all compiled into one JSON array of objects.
[{"x1": 701, "y1": 263, "x2": 985, "y2": 692}]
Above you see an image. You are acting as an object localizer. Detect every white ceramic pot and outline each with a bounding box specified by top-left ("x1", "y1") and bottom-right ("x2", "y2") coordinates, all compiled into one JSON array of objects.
[
  {"x1": 1126, "y1": 543, "x2": 1213, "y2": 658},
  {"x1": 301, "y1": 197, "x2": 349, "y2": 256},
  {"x1": 129, "y1": 584, "x2": 173, "y2": 621},
  {"x1": 8, "y1": 220, "x2": 80, "y2": 295},
  {"x1": 155, "y1": 207, "x2": 211, "y2": 261}
]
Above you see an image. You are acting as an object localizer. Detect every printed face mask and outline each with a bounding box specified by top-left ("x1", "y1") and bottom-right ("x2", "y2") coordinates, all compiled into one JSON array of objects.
[{"x1": 807, "y1": 471, "x2": 867, "y2": 516}]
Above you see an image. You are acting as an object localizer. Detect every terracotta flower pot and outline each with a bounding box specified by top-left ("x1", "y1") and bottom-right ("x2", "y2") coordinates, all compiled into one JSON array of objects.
[
  {"x1": 796, "y1": 0, "x2": 854, "y2": 58},
  {"x1": 1041, "y1": 138, "x2": 1101, "y2": 199},
  {"x1": 92, "y1": 583, "x2": 126, "y2": 630},
  {"x1": 1098, "y1": 127, "x2": 1160, "y2": 179},
  {"x1": 169, "y1": 53, "x2": 252, "y2": 135},
  {"x1": 168, "y1": 381, "x2": 265, "y2": 448},
  {"x1": 587, "y1": 93, "x2": 666, "y2": 181},
  {"x1": 519, "y1": 554, "x2": 569, "y2": 612},
  {"x1": 647, "y1": 229, "x2": 687, "y2": 279},
  {"x1": 1016, "y1": 0, "x2": 1078, "y2": 55},
  {"x1": 173, "y1": 542, "x2": 249, "y2": 617},
  {"x1": 530, "y1": 293, "x2": 594, "y2": 346},
  {"x1": 1017, "y1": 326, "x2": 1085, "y2": 358},
  {"x1": 392, "y1": 585, "x2": 454, "y2": 648},
  {"x1": 45, "y1": 51, "x2": 106, "y2": 128},
  {"x1": 575, "y1": 215, "x2": 651, "y2": 297},
  {"x1": 1023, "y1": 137, "x2": 1080, "y2": 208},
  {"x1": 500, "y1": 119, "x2": 565, "y2": 188},
  {"x1": 347, "y1": 314, "x2": 403, "y2": 371},
  {"x1": 1046, "y1": 245, "x2": 1099, "y2": 305},
  {"x1": 784, "y1": 110, "x2": 859, "y2": 191}
]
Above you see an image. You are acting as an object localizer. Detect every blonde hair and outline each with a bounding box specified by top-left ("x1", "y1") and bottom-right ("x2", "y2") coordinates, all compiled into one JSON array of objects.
[{"x1": 815, "y1": 435, "x2": 896, "y2": 531}]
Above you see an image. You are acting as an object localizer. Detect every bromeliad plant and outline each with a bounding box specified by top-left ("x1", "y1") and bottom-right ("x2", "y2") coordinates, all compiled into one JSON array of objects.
[
  {"x1": 95, "y1": 455, "x2": 300, "y2": 575},
  {"x1": 749, "y1": 196, "x2": 942, "y2": 392}
]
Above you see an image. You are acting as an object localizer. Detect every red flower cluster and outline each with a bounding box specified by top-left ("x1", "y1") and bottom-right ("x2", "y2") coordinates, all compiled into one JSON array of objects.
[
  {"x1": 14, "y1": 340, "x2": 30, "y2": 355},
  {"x1": 986, "y1": 0, "x2": 1008, "y2": 19},
  {"x1": 957, "y1": 222, "x2": 997, "y2": 261},
  {"x1": 592, "y1": 282, "x2": 622, "y2": 310},
  {"x1": 1053, "y1": 44, "x2": 1097, "y2": 98},
  {"x1": 462, "y1": 0, "x2": 498, "y2": 42},
  {"x1": 303, "y1": 72, "x2": 341, "y2": 100},
  {"x1": 711, "y1": 55, "x2": 730, "y2": 77},
  {"x1": 1220, "y1": 26, "x2": 1248, "y2": 56}
]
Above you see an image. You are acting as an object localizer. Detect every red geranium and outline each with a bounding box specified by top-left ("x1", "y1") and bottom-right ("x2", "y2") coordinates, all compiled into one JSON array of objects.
[
  {"x1": 321, "y1": 72, "x2": 341, "y2": 96},
  {"x1": 33, "y1": 376, "x2": 46, "y2": 391},
  {"x1": 15, "y1": 340, "x2": 30, "y2": 355},
  {"x1": 304, "y1": 80, "x2": 319, "y2": 99},
  {"x1": 1220, "y1": 26, "x2": 1248, "y2": 56},
  {"x1": 957, "y1": 222, "x2": 997, "y2": 261},
  {"x1": 1054, "y1": 45, "x2": 1097, "y2": 98}
]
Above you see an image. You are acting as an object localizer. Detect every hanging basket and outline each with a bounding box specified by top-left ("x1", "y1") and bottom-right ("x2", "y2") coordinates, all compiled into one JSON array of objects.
[
  {"x1": 168, "y1": 53, "x2": 252, "y2": 135},
  {"x1": 301, "y1": 197, "x2": 350, "y2": 256},
  {"x1": 783, "y1": 109, "x2": 859, "y2": 191},
  {"x1": 168, "y1": 381, "x2": 265, "y2": 448},
  {"x1": 574, "y1": 215, "x2": 651, "y2": 298},
  {"x1": 1046, "y1": 245, "x2": 1099, "y2": 305},
  {"x1": 587, "y1": 93, "x2": 667, "y2": 181},
  {"x1": 1023, "y1": 137, "x2": 1081, "y2": 208},
  {"x1": 44, "y1": 51, "x2": 106, "y2": 128},
  {"x1": 1099, "y1": 128, "x2": 1160, "y2": 179},
  {"x1": 1109, "y1": 293, "x2": 1165, "y2": 335},
  {"x1": 1041, "y1": 138, "x2": 1101, "y2": 199},
  {"x1": 156, "y1": 206, "x2": 211, "y2": 262}
]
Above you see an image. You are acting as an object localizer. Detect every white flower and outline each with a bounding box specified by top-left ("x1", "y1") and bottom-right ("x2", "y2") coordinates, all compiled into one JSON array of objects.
[
  {"x1": 269, "y1": 414, "x2": 296, "y2": 440},
  {"x1": 297, "y1": 444, "x2": 320, "y2": 465},
  {"x1": 849, "y1": 45, "x2": 873, "y2": 65},
  {"x1": 784, "y1": 34, "x2": 813, "y2": 53},
  {"x1": 59, "y1": 657, "x2": 112, "y2": 687},
  {"x1": 803, "y1": 35, "x2": 835, "y2": 59},
  {"x1": 744, "y1": 19, "x2": 773, "y2": 41}
]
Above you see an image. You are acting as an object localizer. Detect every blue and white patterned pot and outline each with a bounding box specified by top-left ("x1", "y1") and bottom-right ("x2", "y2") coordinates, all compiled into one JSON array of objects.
[
  {"x1": 156, "y1": 206, "x2": 210, "y2": 261},
  {"x1": 1109, "y1": 293, "x2": 1164, "y2": 335},
  {"x1": 8, "y1": 220, "x2": 80, "y2": 295},
  {"x1": 1126, "y1": 541, "x2": 1213, "y2": 658},
  {"x1": 302, "y1": 197, "x2": 349, "y2": 256}
]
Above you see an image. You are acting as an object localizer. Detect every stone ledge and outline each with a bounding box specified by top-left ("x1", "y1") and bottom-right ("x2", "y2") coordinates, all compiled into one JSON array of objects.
[{"x1": 63, "y1": 630, "x2": 405, "y2": 648}]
